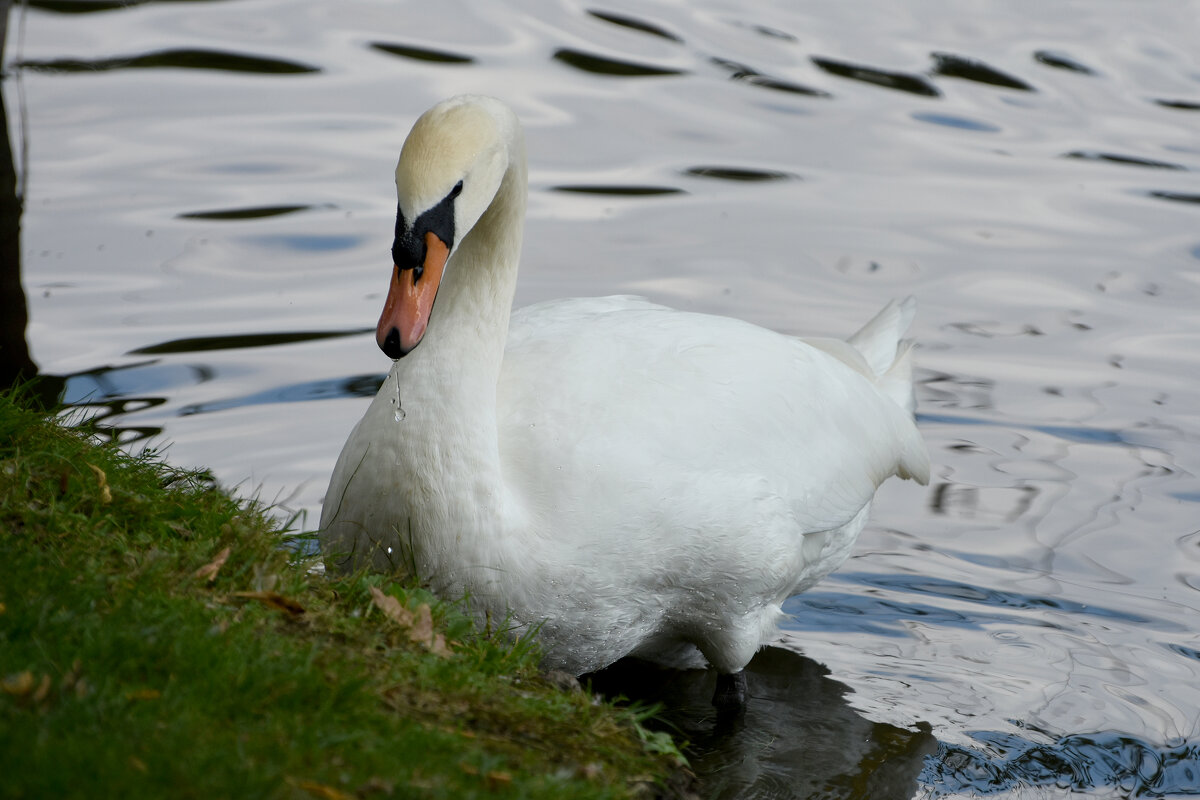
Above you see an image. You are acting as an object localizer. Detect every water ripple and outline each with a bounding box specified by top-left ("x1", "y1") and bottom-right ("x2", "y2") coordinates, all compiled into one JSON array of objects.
[
  {"x1": 1155, "y1": 99, "x2": 1200, "y2": 112},
  {"x1": 921, "y1": 731, "x2": 1200, "y2": 798},
  {"x1": 784, "y1": 571, "x2": 1168, "y2": 638},
  {"x1": 178, "y1": 205, "x2": 316, "y2": 221},
  {"x1": 912, "y1": 112, "x2": 1000, "y2": 133},
  {"x1": 683, "y1": 166, "x2": 795, "y2": 182},
  {"x1": 178, "y1": 374, "x2": 383, "y2": 416},
  {"x1": 586, "y1": 9, "x2": 682, "y2": 42},
  {"x1": 368, "y1": 42, "x2": 473, "y2": 64},
  {"x1": 128, "y1": 329, "x2": 371, "y2": 356},
  {"x1": 1147, "y1": 190, "x2": 1200, "y2": 206},
  {"x1": 930, "y1": 53, "x2": 1035, "y2": 91},
  {"x1": 1033, "y1": 50, "x2": 1098, "y2": 75},
  {"x1": 811, "y1": 56, "x2": 940, "y2": 97},
  {"x1": 1062, "y1": 151, "x2": 1188, "y2": 171},
  {"x1": 19, "y1": 48, "x2": 320, "y2": 75},
  {"x1": 552, "y1": 48, "x2": 684, "y2": 77},
  {"x1": 550, "y1": 184, "x2": 684, "y2": 196}
]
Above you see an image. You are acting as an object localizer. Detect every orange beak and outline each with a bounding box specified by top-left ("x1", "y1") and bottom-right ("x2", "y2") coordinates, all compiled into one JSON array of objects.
[{"x1": 376, "y1": 231, "x2": 450, "y2": 358}]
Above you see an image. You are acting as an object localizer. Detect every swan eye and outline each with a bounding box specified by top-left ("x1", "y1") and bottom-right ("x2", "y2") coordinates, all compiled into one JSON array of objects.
[{"x1": 448, "y1": 180, "x2": 463, "y2": 200}]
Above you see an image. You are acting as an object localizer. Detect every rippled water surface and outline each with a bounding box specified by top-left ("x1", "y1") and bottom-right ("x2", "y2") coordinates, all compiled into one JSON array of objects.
[{"x1": 7, "y1": 1, "x2": 1200, "y2": 797}]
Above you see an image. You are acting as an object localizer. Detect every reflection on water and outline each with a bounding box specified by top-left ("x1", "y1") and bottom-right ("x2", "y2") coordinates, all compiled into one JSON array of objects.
[
  {"x1": 368, "y1": 42, "x2": 474, "y2": 65},
  {"x1": 923, "y1": 731, "x2": 1200, "y2": 798},
  {"x1": 13, "y1": 0, "x2": 1200, "y2": 796},
  {"x1": 590, "y1": 648, "x2": 937, "y2": 800},
  {"x1": 18, "y1": 48, "x2": 319, "y2": 75},
  {"x1": 553, "y1": 48, "x2": 686, "y2": 77},
  {"x1": 811, "y1": 57, "x2": 940, "y2": 97}
]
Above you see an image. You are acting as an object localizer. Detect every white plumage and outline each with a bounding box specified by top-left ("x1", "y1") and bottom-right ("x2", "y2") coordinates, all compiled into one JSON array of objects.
[{"x1": 320, "y1": 95, "x2": 928, "y2": 686}]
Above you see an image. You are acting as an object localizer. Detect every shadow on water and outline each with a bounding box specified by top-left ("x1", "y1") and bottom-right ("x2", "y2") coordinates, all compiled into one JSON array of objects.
[
  {"x1": 0, "y1": 0, "x2": 40, "y2": 397},
  {"x1": 589, "y1": 647, "x2": 1200, "y2": 799},
  {"x1": 588, "y1": 647, "x2": 938, "y2": 800}
]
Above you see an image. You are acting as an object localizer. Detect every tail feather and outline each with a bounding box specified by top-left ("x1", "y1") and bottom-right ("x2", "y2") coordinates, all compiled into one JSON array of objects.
[
  {"x1": 850, "y1": 296, "x2": 929, "y2": 485},
  {"x1": 847, "y1": 296, "x2": 917, "y2": 377}
]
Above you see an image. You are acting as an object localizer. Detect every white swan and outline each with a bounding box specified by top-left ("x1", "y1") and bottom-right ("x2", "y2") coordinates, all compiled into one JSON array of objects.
[{"x1": 320, "y1": 95, "x2": 929, "y2": 708}]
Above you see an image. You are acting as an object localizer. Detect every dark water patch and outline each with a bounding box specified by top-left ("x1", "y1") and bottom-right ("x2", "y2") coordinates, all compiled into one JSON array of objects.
[
  {"x1": 811, "y1": 56, "x2": 940, "y2": 97},
  {"x1": 129, "y1": 329, "x2": 372, "y2": 356},
  {"x1": 912, "y1": 112, "x2": 1000, "y2": 132},
  {"x1": 551, "y1": 184, "x2": 684, "y2": 196},
  {"x1": 1033, "y1": 50, "x2": 1098, "y2": 75},
  {"x1": 931, "y1": 53, "x2": 1035, "y2": 91},
  {"x1": 586, "y1": 9, "x2": 681, "y2": 42},
  {"x1": 683, "y1": 166, "x2": 794, "y2": 182},
  {"x1": 19, "y1": 48, "x2": 319, "y2": 75},
  {"x1": 590, "y1": 648, "x2": 936, "y2": 800},
  {"x1": 1062, "y1": 150, "x2": 1187, "y2": 170},
  {"x1": 246, "y1": 233, "x2": 364, "y2": 252},
  {"x1": 1155, "y1": 99, "x2": 1200, "y2": 112},
  {"x1": 1147, "y1": 190, "x2": 1200, "y2": 205},
  {"x1": 178, "y1": 204, "x2": 314, "y2": 221},
  {"x1": 62, "y1": 360, "x2": 191, "y2": 403},
  {"x1": 368, "y1": 42, "x2": 473, "y2": 64},
  {"x1": 1169, "y1": 643, "x2": 1200, "y2": 661},
  {"x1": 922, "y1": 731, "x2": 1200, "y2": 798},
  {"x1": 710, "y1": 57, "x2": 830, "y2": 98},
  {"x1": 1170, "y1": 491, "x2": 1200, "y2": 503},
  {"x1": 729, "y1": 20, "x2": 798, "y2": 42},
  {"x1": 552, "y1": 48, "x2": 683, "y2": 77},
  {"x1": 27, "y1": 0, "x2": 226, "y2": 12},
  {"x1": 710, "y1": 56, "x2": 757, "y2": 79},
  {"x1": 179, "y1": 373, "x2": 384, "y2": 416},
  {"x1": 739, "y1": 73, "x2": 830, "y2": 98}
]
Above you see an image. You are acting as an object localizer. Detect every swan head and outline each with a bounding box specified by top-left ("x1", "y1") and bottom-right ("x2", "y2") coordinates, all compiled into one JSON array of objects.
[{"x1": 376, "y1": 95, "x2": 519, "y2": 359}]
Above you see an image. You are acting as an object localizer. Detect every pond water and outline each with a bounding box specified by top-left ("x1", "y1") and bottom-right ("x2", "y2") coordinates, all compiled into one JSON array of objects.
[{"x1": 6, "y1": 1, "x2": 1200, "y2": 797}]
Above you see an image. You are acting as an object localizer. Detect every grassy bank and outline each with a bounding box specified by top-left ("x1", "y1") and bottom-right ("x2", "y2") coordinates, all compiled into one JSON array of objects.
[{"x1": 0, "y1": 391, "x2": 688, "y2": 799}]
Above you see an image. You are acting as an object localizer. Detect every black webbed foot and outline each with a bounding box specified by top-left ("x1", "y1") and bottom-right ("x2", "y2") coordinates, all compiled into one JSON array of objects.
[{"x1": 712, "y1": 670, "x2": 747, "y2": 716}]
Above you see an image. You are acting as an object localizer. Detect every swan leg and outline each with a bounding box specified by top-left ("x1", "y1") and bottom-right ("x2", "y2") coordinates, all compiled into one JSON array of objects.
[{"x1": 712, "y1": 671, "x2": 747, "y2": 713}]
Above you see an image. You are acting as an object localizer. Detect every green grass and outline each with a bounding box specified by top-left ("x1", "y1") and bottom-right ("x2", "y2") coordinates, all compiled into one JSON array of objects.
[{"x1": 0, "y1": 390, "x2": 688, "y2": 799}]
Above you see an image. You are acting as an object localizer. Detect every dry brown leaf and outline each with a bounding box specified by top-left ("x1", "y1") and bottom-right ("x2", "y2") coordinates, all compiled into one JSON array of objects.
[
  {"x1": 32, "y1": 674, "x2": 52, "y2": 703},
  {"x1": 193, "y1": 546, "x2": 231, "y2": 583},
  {"x1": 126, "y1": 688, "x2": 161, "y2": 701},
  {"x1": 129, "y1": 756, "x2": 148, "y2": 773},
  {"x1": 232, "y1": 591, "x2": 306, "y2": 616},
  {"x1": 87, "y1": 463, "x2": 112, "y2": 504},
  {"x1": 356, "y1": 777, "x2": 394, "y2": 796},
  {"x1": 486, "y1": 770, "x2": 513, "y2": 790},
  {"x1": 1, "y1": 671, "x2": 34, "y2": 696},
  {"x1": 286, "y1": 777, "x2": 355, "y2": 800},
  {"x1": 368, "y1": 590, "x2": 451, "y2": 656},
  {"x1": 368, "y1": 585, "x2": 414, "y2": 626},
  {"x1": 427, "y1": 632, "x2": 452, "y2": 658},
  {"x1": 0, "y1": 602, "x2": 6, "y2": 615},
  {"x1": 410, "y1": 604, "x2": 453, "y2": 656},
  {"x1": 408, "y1": 603, "x2": 434, "y2": 643}
]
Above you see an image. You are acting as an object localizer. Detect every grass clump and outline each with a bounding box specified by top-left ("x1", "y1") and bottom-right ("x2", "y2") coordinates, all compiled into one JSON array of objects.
[{"x1": 0, "y1": 391, "x2": 688, "y2": 799}]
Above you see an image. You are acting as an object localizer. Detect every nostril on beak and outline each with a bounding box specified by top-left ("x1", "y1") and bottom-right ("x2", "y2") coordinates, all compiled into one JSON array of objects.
[{"x1": 380, "y1": 328, "x2": 404, "y2": 360}]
